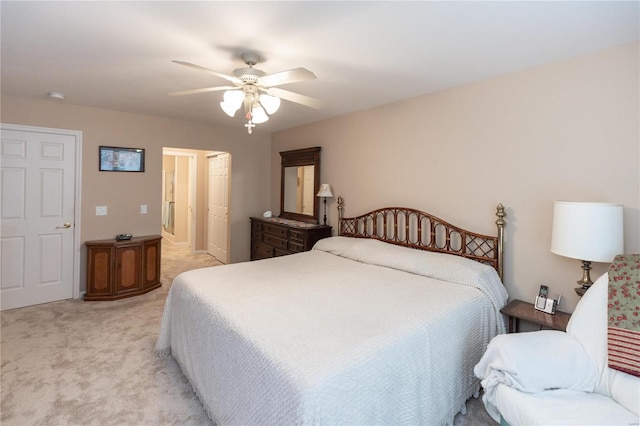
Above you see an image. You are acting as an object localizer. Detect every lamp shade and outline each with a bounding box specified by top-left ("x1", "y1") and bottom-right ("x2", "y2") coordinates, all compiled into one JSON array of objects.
[
  {"x1": 316, "y1": 184, "x2": 333, "y2": 198},
  {"x1": 551, "y1": 201, "x2": 623, "y2": 262},
  {"x1": 220, "y1": 90, "x2": 244, "y2": 117},
  {"x1": 250, "y1": 104, "x2": 269, "y2": 124},
  {"x1": 259, "y1": 94, "x2": 281, "y2": 114}
]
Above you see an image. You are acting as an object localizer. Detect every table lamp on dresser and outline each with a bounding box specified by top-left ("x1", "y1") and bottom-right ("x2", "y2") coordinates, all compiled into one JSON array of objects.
[
  {"x1": 316, "y1": 184, "x2": 333, "y2": 225},
  {"x1": 550, "y1": 201, "x2": 624, "y2": 296}
]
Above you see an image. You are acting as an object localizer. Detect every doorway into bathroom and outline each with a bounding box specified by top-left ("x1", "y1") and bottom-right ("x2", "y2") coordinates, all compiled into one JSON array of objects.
[{"x1": 162, "y1": 148, "x2": 230, "y2": 264}]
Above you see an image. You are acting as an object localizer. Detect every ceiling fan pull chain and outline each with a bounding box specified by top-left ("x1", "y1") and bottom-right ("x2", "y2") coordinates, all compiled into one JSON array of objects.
[{"x1": 244, "y1": 118, "x2": 256, "y2": 134}]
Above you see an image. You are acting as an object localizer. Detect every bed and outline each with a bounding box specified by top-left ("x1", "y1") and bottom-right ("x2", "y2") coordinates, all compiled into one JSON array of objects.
[{"x1": 156, "y1": 201, "x2": 509, "y2": 425}]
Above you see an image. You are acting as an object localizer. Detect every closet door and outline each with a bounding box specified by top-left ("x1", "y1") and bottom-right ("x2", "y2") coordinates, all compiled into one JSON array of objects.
[{"x1": 1, "y1": 126, "x2": 78, "y2": 310}]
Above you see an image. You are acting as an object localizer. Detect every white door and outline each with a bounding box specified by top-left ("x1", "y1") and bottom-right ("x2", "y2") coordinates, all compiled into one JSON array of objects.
[
  {"x1": 1, "y1": 127, "x2": 77, "y2": 310},
  {"x1": 207, "y1": 153, "x2": 230, "y2": 263}
]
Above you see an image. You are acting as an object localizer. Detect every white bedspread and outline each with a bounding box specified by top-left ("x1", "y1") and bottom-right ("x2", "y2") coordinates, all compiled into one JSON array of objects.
[{"x1": 156, "y1": 237, "x2": 507, "y2": 425}]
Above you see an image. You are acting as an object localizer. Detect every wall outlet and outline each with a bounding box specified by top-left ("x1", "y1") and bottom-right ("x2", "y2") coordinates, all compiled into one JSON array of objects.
[
  {"x1": 140, "y1": 204, "x2": 147, "y2": 214},
  {"x1": 96, "y1": 206, "x2": 107, "y2": 216}
]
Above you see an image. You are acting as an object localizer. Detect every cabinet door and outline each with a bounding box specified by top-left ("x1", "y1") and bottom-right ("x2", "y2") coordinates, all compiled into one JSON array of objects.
[
  {"x1": 114, "y1": 245, "x2": 141, "y2": 295},
  {"x1": 86, "y1": 246, "x2": 113, "y2": 298},
  {"x1": 142, "y1": 238, "x2": 161, "y2": 290}
]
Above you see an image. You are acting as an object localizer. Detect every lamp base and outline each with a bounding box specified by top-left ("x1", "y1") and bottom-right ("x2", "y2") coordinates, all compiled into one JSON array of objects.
[
  {"x1": 574, "y1": 286, "x2": 587, "y2": 297},
  {"x1": 574, "y1": 260, "x2": 593, "y2": 297},
  {"x1": 323, "y1": 198, "x2": 328, "y2": 225}
]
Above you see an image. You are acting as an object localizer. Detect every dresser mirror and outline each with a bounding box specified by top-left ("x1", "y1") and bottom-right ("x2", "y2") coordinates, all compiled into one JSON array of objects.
[{"x1": 280, "y1": 147, "x2": 321, "y2": 223}]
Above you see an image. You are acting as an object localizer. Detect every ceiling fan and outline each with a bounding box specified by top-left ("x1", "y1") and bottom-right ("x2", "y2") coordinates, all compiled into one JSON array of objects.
[{"x1": 169, "y1": 52, "x2": 323, "y2": 133}]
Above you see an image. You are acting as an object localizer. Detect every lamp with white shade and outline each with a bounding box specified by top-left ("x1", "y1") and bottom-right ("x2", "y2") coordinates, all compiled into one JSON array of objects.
[
  {"x1": 316, "y1": 184, "x2": 333, "y2": 225},
  {"x1": 550, "y1": 201, "x2": 624, "y2": 296}
]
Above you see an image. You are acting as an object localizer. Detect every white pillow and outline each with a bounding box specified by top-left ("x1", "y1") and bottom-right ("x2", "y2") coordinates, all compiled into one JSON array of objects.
[
  {"x1": 475, "y1": 330, "x2": 597, "y2": 394},
  {"x1": 568, "y1": 272, "x2": 640, "y2": 416},
  {"x1": 567, "y1": 272, "x2": 608, "y2": 359}
]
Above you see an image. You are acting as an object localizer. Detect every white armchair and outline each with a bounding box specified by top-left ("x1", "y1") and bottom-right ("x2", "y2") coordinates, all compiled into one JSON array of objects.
[{"x1": 474, "y1": 272, "x2": 640, "y2": 425}]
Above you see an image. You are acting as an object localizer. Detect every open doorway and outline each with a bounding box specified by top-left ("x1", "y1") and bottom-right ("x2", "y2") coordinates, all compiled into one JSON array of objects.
[{"x1": 162, "y1": 148, "x2": 230, "y2": 264}]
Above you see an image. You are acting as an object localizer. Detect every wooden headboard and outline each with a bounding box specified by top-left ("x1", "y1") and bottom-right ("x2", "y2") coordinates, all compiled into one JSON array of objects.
[{"x1": 337, "y1": 198, "x2": 506, "y2": 282}]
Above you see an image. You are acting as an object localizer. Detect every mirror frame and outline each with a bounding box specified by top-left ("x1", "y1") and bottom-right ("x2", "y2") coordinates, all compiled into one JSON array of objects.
[{"x1": 279, "y1": 146, "x2": 321, "y2": 224}]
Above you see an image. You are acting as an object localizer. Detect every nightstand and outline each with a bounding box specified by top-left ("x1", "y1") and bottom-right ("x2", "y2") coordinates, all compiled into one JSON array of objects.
[{"x1": 501, "y1": 299, "x2": 571, "y2": 333}]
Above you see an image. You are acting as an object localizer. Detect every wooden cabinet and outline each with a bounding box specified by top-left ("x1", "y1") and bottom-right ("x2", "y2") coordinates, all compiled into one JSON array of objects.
[
  {"x1": 250, "y1": 217, "x2": 331, "y2": 261},
  {"x1": 85, "y1": 235, "x2": 161, "y2": 301}
]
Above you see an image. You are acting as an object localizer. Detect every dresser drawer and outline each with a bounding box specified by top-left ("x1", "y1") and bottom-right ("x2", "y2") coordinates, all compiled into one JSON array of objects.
[
  {"x1": 274, "y1": 248, "x2": 291, "y2": 257},
  {"x1": 264, "y1": 233, "x2": 288, "y2": 250},
  {"x1": 250, "y1": 217, "x2": 331, "y2": 261},
  {"x1": 289, "y1": 229, "x2": 305, "y2": 241},
  {"x1": 289, "y1": 241, "x2": 304, "y2": 253},
  {"x1": 252, "y1": 221, "x2": 263, "y2": 234},
  {"x1": 252, "y1": 242, "x2": 274, "y2": 259},
  {"x1": 264, "y1": 224, "x2": 288, "y2": 238}
]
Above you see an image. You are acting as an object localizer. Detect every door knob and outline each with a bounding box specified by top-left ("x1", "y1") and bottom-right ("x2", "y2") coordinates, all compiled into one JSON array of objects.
[{"x1": 57, "y1": 222, "x2": 71, "y2": 229}]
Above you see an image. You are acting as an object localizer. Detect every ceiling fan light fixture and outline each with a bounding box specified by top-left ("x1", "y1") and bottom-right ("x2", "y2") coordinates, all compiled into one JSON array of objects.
[
  {"x1": 225, "y1": 90, "x2": 244, "y2": 107},
  {"x1": 171, "y1": 53, "x2": 320, "y2": 134},
  {"x1": 220, "y1": 101, "x2": 238, "y2": 117},
  {"x1": 220, "y1": 90, "x2": 244, "y2": 116},
  {"x1": 250, "y1": 104, "x2": 269, "y2": 124},
  {"x1": 259, "y1": 94, "x2": 281, "y2": 115}
]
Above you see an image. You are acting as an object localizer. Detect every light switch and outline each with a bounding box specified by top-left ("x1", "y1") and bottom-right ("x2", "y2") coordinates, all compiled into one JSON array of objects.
[
  {"x1": 140, "y1": 204, "x2": 147, "y2": 214},
  {"x1": 96, "y1": 206, "x2": 107, "y2": 216}
]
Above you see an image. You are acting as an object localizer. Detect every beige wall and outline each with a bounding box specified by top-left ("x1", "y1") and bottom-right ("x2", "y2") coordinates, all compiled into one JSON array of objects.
[
  {"x1": 1, "y1": 96, "x2": 272, "y2": 290},
  {"x1": 174, "y1": 156, "x2": 189, "y2": 242},
  {"x1": 272, "y1": 42, "x2": 640, "y2": 312}
]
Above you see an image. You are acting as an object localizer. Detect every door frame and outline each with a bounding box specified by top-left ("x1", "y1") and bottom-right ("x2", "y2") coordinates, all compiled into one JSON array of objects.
[
  {"x1": 1, "y1": 123, "x2": 83, "y2": 299},
  {"x1": 163, "y1": 149, "x2": 197, "y2": 254}
]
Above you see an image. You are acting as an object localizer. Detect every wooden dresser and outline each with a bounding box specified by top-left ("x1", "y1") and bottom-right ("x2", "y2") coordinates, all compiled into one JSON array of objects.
[
  {"x1": 85, "y1": 235, "x2": 162, "y2": 301},
  {"x1": 250, "y1": 217, "x2": 331, "y2": 261}
]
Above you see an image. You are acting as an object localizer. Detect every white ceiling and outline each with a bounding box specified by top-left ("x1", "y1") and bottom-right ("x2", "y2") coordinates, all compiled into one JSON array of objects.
[{"x1": 2, "y1": 1, "x2": 638, "y2": 134}]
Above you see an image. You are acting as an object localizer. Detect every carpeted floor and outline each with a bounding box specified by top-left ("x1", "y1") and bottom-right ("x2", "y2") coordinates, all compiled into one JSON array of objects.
[{"x1": 1, "y1": 242, "x2": 496, "y2": 425}]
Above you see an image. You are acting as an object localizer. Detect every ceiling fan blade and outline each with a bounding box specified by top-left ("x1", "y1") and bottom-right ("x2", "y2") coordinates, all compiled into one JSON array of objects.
[
  {"x1": 258, "y1": 68, "x2": 316, "y2": 87},
  {"x1": 266, "y1": 87, "x2": 323, "y2": 109},
  {"x1": 168, "y1": 86, "x2": 238, "y2": 96},
  {"x1": 173, "y1": 60, "x2": 242, "y2": 85}
]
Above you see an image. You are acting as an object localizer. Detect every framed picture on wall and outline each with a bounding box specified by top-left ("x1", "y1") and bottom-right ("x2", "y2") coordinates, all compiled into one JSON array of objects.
[{"x1": 99, "y1": 146, "x2": 145, "y2": 172}]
